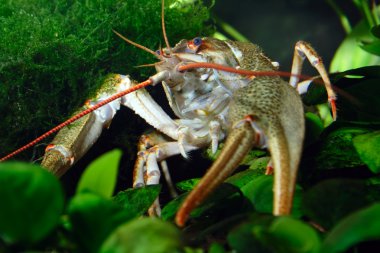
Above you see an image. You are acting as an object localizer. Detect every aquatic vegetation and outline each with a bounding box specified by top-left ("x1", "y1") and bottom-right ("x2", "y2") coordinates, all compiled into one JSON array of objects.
[{"x1": 0, "y1": 0, "x2": 214, "y2": 159}]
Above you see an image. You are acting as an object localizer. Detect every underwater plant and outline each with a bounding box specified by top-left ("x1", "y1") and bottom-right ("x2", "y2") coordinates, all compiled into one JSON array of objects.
[{"x1": 0, "y1": 0, "x2": 214, "y2": 160}]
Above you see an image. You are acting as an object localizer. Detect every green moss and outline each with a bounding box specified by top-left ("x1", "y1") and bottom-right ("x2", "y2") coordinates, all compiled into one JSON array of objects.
[{"x1": 0, "y1": 0, "x2": 214, "y2": 159}]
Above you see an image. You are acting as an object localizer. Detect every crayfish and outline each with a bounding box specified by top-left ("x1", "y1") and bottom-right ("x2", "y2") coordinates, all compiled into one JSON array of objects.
[{"x1": 0, "y1": 0, "x2": 336, "y2": 227}]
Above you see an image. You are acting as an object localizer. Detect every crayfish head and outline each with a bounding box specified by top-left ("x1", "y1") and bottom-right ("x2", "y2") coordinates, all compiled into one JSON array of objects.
[{"x1": 154, "y1": 38, "x2": 207, "y2": 88}]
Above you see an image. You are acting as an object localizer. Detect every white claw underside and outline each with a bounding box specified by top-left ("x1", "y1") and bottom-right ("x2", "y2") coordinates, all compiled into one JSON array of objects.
[
  {"x1": 119, "y1": 75, "x2": 180, "y2": 141},
  {"x1": 178, "y1": 130, "x2": 189, "y2": 159},
  {"x1": 297, "y1": 79, "x2": 314, "y2": 95},
  {"x1": 209, "y1": 121, "x2": 221, "y2": 154}
]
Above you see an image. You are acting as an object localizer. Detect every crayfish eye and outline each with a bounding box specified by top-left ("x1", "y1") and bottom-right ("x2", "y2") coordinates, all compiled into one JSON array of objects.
[
  {"x1": 193, "y1": 37, "x2": 202, "y2": 46},
  {"x1": 155, "y1": 50, "x2": 161, "y2": 55}
]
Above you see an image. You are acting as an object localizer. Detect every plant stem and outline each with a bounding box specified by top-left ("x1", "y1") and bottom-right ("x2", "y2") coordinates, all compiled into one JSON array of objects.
[
  {"x1": 353, "y1": 0, "x2": 376, "y2": 27},
  {"x1": 371, "y1": 0, "x2": 380, "y2": 25},
  {"x1": 215, "y1": 18, "x2": 250, "y2": 42},
  {"x1": 326, "y1": 0, "x2": 352, "y2": 34}
]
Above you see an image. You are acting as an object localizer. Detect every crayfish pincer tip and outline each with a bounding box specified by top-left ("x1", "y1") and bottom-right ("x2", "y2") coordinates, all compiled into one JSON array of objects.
[{"x1": 175, "y1": 212, "x2": 187, "y2": 227}]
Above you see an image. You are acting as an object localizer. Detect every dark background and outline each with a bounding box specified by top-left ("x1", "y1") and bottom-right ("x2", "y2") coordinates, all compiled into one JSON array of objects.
[{"x1": 213, "y1": 0, "x2": 358, "y2": 72}]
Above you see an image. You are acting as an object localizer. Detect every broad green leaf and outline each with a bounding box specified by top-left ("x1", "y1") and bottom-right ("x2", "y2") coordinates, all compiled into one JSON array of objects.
[
  {"x1": 76, "y1": 149, "x2": 122, "y2": 198},
  {"x1": 228, "y1": 216, "x2": 320, "y2": 253},
  {"x1": 226, "y1": 168, "x2": 264, "y2": 188},
  {"x1": 247, "y1": 156, "x2": 270, "y2": 171},
  {"x1": 353, "y1": 131, "x2": 380, "y2": 173},
  {"x1": 162, "y1": 183, "x2": 250, "y2": 222},
  {"x1": 315, "y1": 127, "x2": 368, "y2": 170},
  {"x1": 161, "y1": 194, "x2": 187, "y2": 221},
  {"x1": 68, "y1": 192, "x2": 130, "y2": 253},
  {"x1": 240, "y1": 175, "x2": 274, "y2": 214},
  {"x1": 307, "y1": 71, "x2": 380, "y2": 121},
  {"x1": 208, "y1": 243, "x2": 226, "y2": 253},
  {"x1": 184, "y1": 247, "x2": 204, "y2": 253},
  {"x1": 240, "y1": 175, "x2": 303, "y2": 217},
  {"x1": 330, "y1": 20, "x2": 380, "y2": 72},
  {"x1": 302, "y1": 179, "x2": 374, "y2": 230},
  {"x1": 321, "y1": 203, "x2": 380, "y2": 253},
  {"x1": 100, "y1": 218, "x2": 182, "y2": 253},
  {"x1": 196, "y1": 183, "x2": 252, "y2": 219},
  {"x1": 301, "y1": 80, "x2": 328, "y2": 106},
  {"x1": 361, "y1": 40, "x2": 380, "y2": 56},
  {"x1": 241, "y1": 149, "x2": 268, "y2": 166},
  {"x1": 227, "y1": 215, "x2": 275, "y2": 253},
  {"x1": 331, "y1": 66, "x2": 380, "y2": 80},
  {"x1": 113, "y1": 185, "x2": 161, "y2": 219},
  {"x1": 0, "y1": 162, "x2": 64, "y2": 244},
  {"x1": 266, "y1": 217, "x2": 321, "y2": 253}
]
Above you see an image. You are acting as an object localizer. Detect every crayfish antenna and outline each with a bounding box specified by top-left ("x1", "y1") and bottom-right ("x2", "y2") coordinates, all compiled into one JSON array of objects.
[
  {"x1": 0, "y1": 79, "x2": 154, "y2": 162},
  {"x1": 161, "y1": 0, "x2": 172, "y2": 54},
  {"x1": 112, "y1": 29, "x2": 159, "y2": 58},
  {"x1": 135, "y1": 61, "x2": 164, "y2": 68}
]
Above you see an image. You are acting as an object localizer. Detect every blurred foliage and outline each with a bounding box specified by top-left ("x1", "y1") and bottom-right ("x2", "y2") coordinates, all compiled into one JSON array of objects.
[
  {"x1": 1, "y1": 0, "x2": 380, "y2": 253},
  {"x1": 328, "y1": 0, "x2": 380, "y2": 71}
]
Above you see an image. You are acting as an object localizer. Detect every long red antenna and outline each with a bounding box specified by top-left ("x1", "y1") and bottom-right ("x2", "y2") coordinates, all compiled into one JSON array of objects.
[
  {"x1": 0, "y1": 79, "x2": 153, "y2": 162},
  {"x1": 178, "y1": 62, "x2": 313, "y2": 80},
  {"x1": 0, "y1": 61, "x2": 331, "y2": 162},
  {"x1": 178, "y1": 62, "x2": 336, "y2": 119}
]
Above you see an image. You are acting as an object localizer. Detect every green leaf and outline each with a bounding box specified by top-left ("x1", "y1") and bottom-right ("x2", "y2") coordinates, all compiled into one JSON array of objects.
[
  {"x1": 184, "y1": 247, "x2": 204, "y2": 253},
  {"x1": 240, "y1": 175, "x2": 303, "y2": 217},
  {"x1": 113, "y1": 185, "x2": 161, "y2": 219},
  {"x1": 240, "y1": 175, "x2": 273, "y2": 214},
  {"x1": 68, "y1": 192, "x2": 130, "y2": 253},
  {"x1": 361, "y1": 40, "x2": 380, "y2": 56},
  {"x1": 353, "y1": 131, "x2": 380, "y2": 173},
  {"x1": 0, "y1": 0, "x2": 215, "y2": 161},
  {"x1": 371, "y1": 25, "x2": 380, "y2": 38},
  {"x1": 315, "y1": 127, "x2": 368, "y2": 170},
  {"x1": 332, "y1": 66, "x2": 380, "y2": 80},
  {"x1": 0, "y1": 162, "x2": 64, "y2": 244},
  {"x1": 176, "y1": 178, "x2": 200, "y2": 192},
  {"x1": 227, "y1": 215, "x2": 275, "y2": 253},
  {"x1": 321, "y1": 203, "x2": 380, "y2": 253},
  {"x1": 330, "y1": 20, "x2": 380, "y2": 72},
  {"x1": 266, "y1": 217, "x2": 321, "y2": 253},
  {"x1": 301, "y1": 81, "x2": 328, "y2": 106},
  {"x1": 100, "y1": 218, "x2": 182, "y2": 253},
  {"x1": 161, "y1": 194, "x2": 187, "y2": 221},
  {"x1": 76, "y1": 149, "x2": 122, "y2": 198},
  {"x1": 302, "y1": 179, "x2": 374, "y2": 230},
  {"x1": 208, "y1": 242, "x2": 226, "y2": 253},
  {"x1": 226, "y1": 168, "x2": 265, "y2": 188},
  {"x1": 247, "y1": 156, "x2": 270, "y2": 171},
  {"x1": 228, "y1": 216, "x2": 320, "y2": 253},
  {"x1": 186, "y1": 183, "x2": 249, "y2": 222},
  {"x1": 162, "y1": 183, "x2": 250, "y2": 222}
]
